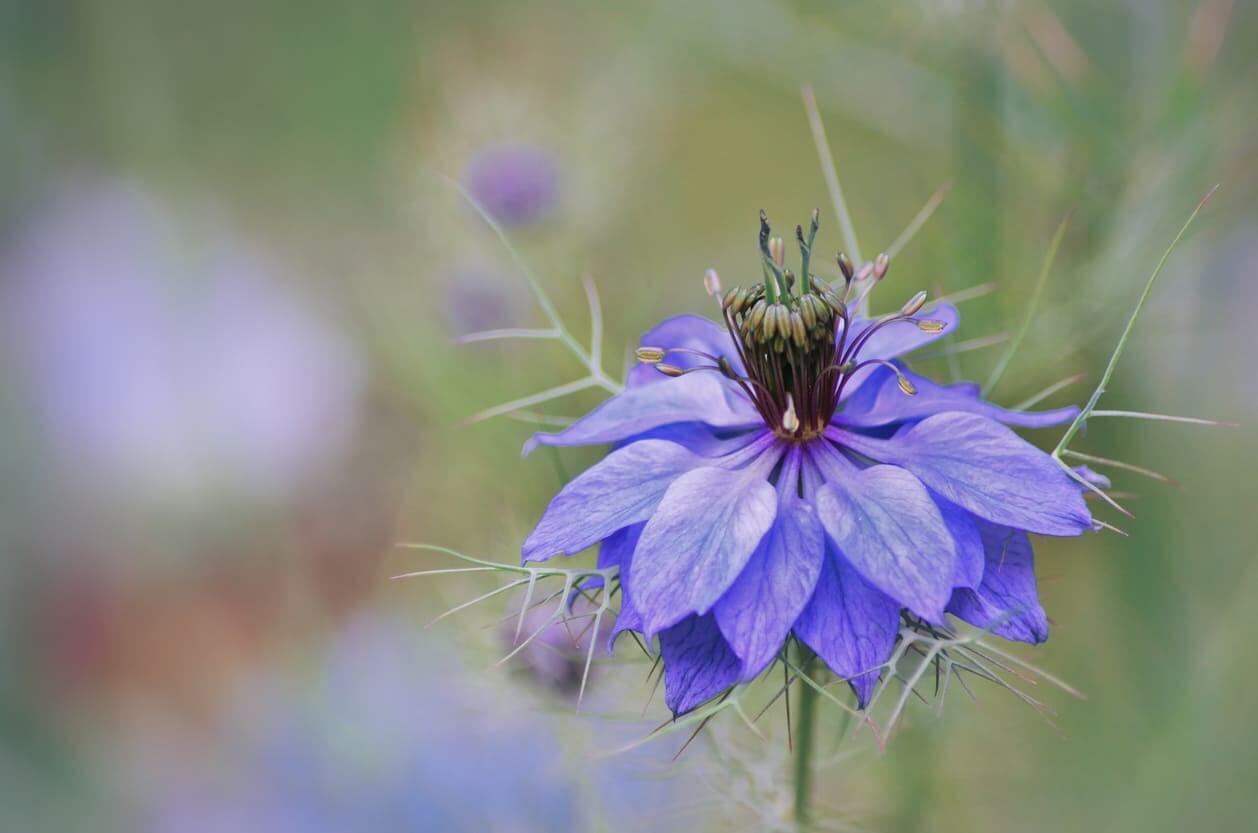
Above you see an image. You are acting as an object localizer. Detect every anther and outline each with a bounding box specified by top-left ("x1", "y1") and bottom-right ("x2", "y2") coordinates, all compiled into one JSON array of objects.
[
  {"x1": 900, "y1": 290, "x2": 928, "y2": 317},
  {"x1": 746, "y1": 299, "x2": 769, "y2": 331},
  {"x1": 635, "y1": 346, "x2": 666, "y2": 363},
  {"x1": 704, "y1": 268, "x2": 722, "y2": 297},
  {"x1": 855, "y1": 262, "x2": 874, "y2": 282},
  {"x1": 874, "y1": 253, "x2": 890, "y2": 280},
  {"x1": 656, "y1": 363, "x2": 685, "y2": 377},
  {"x1": 837, "y1": 252, "x2": 855, "y2": 282},
  {"x1": 897, "y1": 373, "x2": 918, "y2": 396},
  {"x1": 915, "y1": 319, "x2": 947, "y2": 333},
  {"x1": 789, "y1": 311, "x2": 807, "y2": 347}
]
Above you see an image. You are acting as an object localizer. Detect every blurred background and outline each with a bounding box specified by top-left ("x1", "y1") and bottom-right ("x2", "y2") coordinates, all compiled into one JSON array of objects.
[{"x1": 1, "y1": 1, "x2": 1256, "y2": 830}]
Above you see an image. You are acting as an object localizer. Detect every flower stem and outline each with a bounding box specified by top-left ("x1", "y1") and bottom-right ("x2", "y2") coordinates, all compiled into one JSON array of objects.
[{"x1": 793, "y1": 651, "x2": 819, "y2": 831}]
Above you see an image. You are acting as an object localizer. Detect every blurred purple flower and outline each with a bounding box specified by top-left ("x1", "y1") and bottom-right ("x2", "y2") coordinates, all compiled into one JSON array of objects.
[
  {"x1": 2, "y1": 183, "x2": 364, "y2": 501},
  {"x1": 463, "y1": 143, "x2": 560, "y2": 227},
  {"x1": 502, "y1": 595, "x2": 614, "y2": 697},
  {"x1": 443, "y1": 262, "x2": 526, "y2": 336},
  {"x1": 135, "y1": 616, "x2": 580, "y2": 833}
]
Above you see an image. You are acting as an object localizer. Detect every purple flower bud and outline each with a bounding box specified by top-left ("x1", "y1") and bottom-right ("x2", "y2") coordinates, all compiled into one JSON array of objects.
[{"x1": 463, "y1": 143, "x2": 560, "y2": 227}]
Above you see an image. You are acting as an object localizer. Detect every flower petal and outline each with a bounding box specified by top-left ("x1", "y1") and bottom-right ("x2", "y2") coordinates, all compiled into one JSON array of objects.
[
  {"x1": 947, "y1": 521, "x2": 1048, "y2": 644},
  {"x1": 626, "y1": 314, "x2": 743, "y2": 389},
  {"x1": 714, "y1": 492, "x2": 825, "y2": 678},
  {"x1": 525, "y1": 372, "x2": 760, "y2": 454},
  {"x1": 793, "y1": 546, "x2": 901, "y2": 707},
  {"x1": 840, "y1": 303, "x2": 959, "y2": 397},
  {"x1": 936, "y1": 495, "x2": 984, "y2": 589},
  {"x1": 811, "y1": 451, "x2": 955, "y2": 621},
  {"x1": 833, "y1": 412, "x2": 1092, "y2": 536},
  {"x1": 632, "y1": 464, "x2": 780, "y2": 638},
  {"x1": 522, "y1": 440, "x2": 704, "y2": 563},
  {"x1": 838, "y1": 365, "x2": 1078, "y2": 429},
  {"x1": 598, "y1": 524, "x2": 644, "y2": 649},
  {"x1": 659, "y1": 613, "x2": 743, "y2": 715}
]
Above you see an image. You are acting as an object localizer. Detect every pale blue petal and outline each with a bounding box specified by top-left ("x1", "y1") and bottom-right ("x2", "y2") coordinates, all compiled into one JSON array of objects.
[
  {"x1": 839, "y1": 303, "x2": 959, "y2": 397},
  {"x1": 598, "y1": 524, "x2": 644, "y2": 649},
  {"x1": 632, "y1": 464, "x2": 780, "y2": 638},
  {"x1": 626, "y1": 314, "x2": 743, "y2": 389},
  {"x1": 947, "y1": 521, "x2": 1048, "y2": 644},
  {"x1": 659, "y1": 613, "x2": 743, "y2": 715},
  {"x1": 838, "y1": 365, "x2": 1078, "y2": 429},
  {"x1": 833, "y1": 412, "x2": 1092, "y2": 536},
  {"x1": 714, "y1": 493, "x2": 824, "y2": 677},
  {"x1": 525, "y1": 372, "x2": 760, "y2": 454},
  {"x1": 811, "y1": 450, "x2": 956, "y2": 621},
  {"x1": 794, "y1": 546, "x2": 901, "y2": 707},
  {"x1": 522, "y1": 440, "x2": 703, "y2": 563},
  {"x1": 936, "y1": 495, "x2": 984, "y2": 589}
]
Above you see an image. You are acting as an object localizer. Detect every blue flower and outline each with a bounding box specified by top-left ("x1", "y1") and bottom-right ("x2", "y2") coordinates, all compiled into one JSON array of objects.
[{"x1": 521, "y1": 213, "x2": 1092, "y2": 715}]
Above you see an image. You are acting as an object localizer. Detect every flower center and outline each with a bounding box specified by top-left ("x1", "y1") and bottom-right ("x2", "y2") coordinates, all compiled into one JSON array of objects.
[{"x1": 639, "y1": 211, "x2": 944, "y2": 443}]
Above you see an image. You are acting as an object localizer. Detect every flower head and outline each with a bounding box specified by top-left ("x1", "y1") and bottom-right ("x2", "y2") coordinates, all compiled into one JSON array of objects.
[{"x1": 521, "y1": 212, "x2": 1092, "y2": 715}]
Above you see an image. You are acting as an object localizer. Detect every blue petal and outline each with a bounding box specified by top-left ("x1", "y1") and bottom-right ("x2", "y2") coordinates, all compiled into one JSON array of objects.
[
  {"x1": 522, "y1": 440, "x2": 704, "y2": 562},
  {"x1": 714, "y1": 491, "x2": 824, "y2": 678},
  {"x1": 935, "y1": 495, "x2": 984, "y2": 589},
  {"x1": 947, "y1": 521, "x2": 1048, "y2": 644},
  {"x1": 793, "y1": 546, "x2": 901, "y2": 707},
  {"x1": 599, "y1": 524, "x2": 644, "y2": 649},
  {"x1": 659, "y1": 613, "x2": 743, "y2": 715},
  {"x1": 625, "y1": 314, "x2": 743, "y2": 389},
  {"x1": 525, "y1": 372, "x2": 760, "y2": 454},
  {"x1": 810, "y1": 449, "x2": 956, "y2": 621},
  {"x1": 839, "y1": 303, "x2": 959, "y2": 398},
  {"x1": 632, "y1": 463, "x2": 780, "y2": 638},
  {"x1": 833, "y1": 412, "x2": 1092, "y2": 537},
  {"x1": 838, "y1": 365, "x2": 1078, "y2": 429}
]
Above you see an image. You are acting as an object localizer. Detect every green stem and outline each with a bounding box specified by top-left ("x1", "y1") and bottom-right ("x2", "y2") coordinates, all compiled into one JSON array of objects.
[{"x1": 793, "y1": 652, "x2": 819, "y2": 831}]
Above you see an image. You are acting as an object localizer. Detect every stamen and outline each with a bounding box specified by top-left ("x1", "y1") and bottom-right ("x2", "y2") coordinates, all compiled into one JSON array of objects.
[
  {"x1": 635, "y1": 346, "x2": 666, "y2": 363},
  {"x1": 874, "y1": 252, "x2": 890, "y2": 280},
  {"x1": 915, "y1": 319, "x2": 947, "y2": 333},
  {"x1": 655, "y1": 363, "x2": 684, "y2": 377},
  {"x1": 900, "y1": 290, "x2": 928, "y2": 316}
]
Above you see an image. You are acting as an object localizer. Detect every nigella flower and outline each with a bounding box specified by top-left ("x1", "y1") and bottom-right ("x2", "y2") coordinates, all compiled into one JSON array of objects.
[
  {"x1": 520, "y1": 211, "x2": 1093, "y2": 715},
  {"x1": 463, "y1": 142, "x2": 560, "y2": 227}
]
